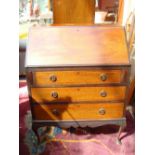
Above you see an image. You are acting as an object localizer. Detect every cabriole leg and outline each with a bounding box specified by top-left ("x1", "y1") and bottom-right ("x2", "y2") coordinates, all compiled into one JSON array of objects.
[
  {"x1": 32, "y1": 124, "x2": 40, "y2": 145},
  {"x1": 116, "y1": 126, "x2": 123, "y2": 145}
]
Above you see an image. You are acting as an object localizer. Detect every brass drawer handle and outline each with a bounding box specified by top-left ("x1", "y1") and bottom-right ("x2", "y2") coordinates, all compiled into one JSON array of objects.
[
  {"x1": 98, "y1": 108, "x2": 106, "y2": 115},
  {"x1": 100, "y1": 91, "x2": 107, "y2": 97},
  {"x1": 100, "y1": 74, "x2": 107, "y2": 81},
  {"x1": 51, "y1": 92, "x2": 58, "y2": 98},
  {"x1": 50, "y1": 75, "x2": 57, "y2": 82},
  {"x1": 52, "y1": 109, "x2": 60, "y2": 115}
]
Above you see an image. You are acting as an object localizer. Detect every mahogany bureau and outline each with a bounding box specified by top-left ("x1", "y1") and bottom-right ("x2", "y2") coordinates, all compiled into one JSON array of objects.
[{"x1": 25, "y1": 25, "x2": 131, "y2": 144}]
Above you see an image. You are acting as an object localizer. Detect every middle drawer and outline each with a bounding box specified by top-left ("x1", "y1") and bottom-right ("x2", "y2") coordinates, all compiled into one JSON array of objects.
[{"x1": 31, "y1": 86, "x2": 126, "y2": 103}]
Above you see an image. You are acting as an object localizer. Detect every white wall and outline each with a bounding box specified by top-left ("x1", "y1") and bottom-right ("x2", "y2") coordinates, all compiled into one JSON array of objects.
[{"x1": 122, "y1": 0, "x2": 135, "y2": 26}]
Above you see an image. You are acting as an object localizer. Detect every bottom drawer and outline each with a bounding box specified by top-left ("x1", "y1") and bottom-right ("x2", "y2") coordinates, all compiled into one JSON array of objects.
[{"x1": 33, "y1": 102, "x2": 124, "y2": 121}]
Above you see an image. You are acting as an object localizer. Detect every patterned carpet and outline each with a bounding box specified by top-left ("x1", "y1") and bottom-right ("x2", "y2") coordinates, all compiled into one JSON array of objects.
[{"x1": 19, "y1": 80, "x2": 135, "y2": 155}]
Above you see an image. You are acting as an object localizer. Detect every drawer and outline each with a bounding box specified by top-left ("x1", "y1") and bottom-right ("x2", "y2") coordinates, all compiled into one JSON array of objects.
[
  {"x1": 33, "y1": 102, "x2": 124, "y2": 120},
  {"x1": 31, "y1": 86, "x2": 126, "y2": 103},
  {"x1": 34, "y1": 70, "x2": 127, "y2": 86}
]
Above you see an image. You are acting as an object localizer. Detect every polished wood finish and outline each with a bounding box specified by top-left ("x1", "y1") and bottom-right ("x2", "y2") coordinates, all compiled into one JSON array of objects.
[
  {"x1": 52, "y1": 0, "x2": 95, "y2": 24},
  {"x1": 33, "y1": 102, "x2": 124, "y2": 120},
  {"x1": 34, "y1": 70, "x2": 127, "y2": 86},
  {"x1": 26, "y1": 26, "x2": 131, "y2": 145},
  {"x1": 26, "y1": 26, "x2": 130, "y2": 67},
  {"x1": 117, "y1": 0, "x2": 124, "y2": 24},
  {"x1": 31, "y1": 86, "x2": 126, "y2": 103}
]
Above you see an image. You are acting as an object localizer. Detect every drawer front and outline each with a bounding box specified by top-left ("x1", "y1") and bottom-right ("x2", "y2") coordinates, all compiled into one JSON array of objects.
[
  {"x1": 33, "y1": 102, "x2": 124, "y2": 120},
  {"x1": 31, "y1": 86, "x2": 126, "y2": 103},
  {"x1": 34, "y1": 70, "x2": 127, "y2": 86}
]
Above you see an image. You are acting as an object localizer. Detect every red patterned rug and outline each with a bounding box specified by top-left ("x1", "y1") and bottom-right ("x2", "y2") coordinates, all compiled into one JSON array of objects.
[{"x1": 19, "y1": 81, "x2": 135, "y2": 155}]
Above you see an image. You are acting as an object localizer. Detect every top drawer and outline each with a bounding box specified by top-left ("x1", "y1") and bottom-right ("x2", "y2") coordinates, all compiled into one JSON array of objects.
[{"x1": 33, "y1": 70, "x2": 128, "y2": 86}]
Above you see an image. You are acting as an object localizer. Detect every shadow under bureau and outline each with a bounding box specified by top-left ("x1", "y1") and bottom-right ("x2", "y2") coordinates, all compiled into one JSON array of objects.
[{"x1": 25, "y1": 25, "x2": 131, "y2": 144}]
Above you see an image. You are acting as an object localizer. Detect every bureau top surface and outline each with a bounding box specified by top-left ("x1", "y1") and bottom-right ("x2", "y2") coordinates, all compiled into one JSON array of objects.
[{"x1": 26, "y1": 25, "x2": 130, "y2": 67}]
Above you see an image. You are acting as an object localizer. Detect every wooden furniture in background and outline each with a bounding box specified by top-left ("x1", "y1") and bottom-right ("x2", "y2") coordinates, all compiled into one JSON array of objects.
[
  {"x1": 52, "y1": 0, "x2": 95, "y2": 24},
  {"x1": 117, "y1": 0, "x2": 124, "y2": 24},
  {"x1": 26, "y1": 25, "x2": 131, "y2": 144},
  {"x1": 98, "y1": 0, "x2": 119, "y2": 12}
]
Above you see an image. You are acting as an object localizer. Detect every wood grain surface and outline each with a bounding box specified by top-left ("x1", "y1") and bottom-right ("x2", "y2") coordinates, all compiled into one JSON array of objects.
[
  {"x1": 26, "y1": 26, "x2": 130, "y2": 67},
  {"x1": 53, "y1": 0, "x2": 95, "y2": 24},
  {"x1": 117, "y1": 0, "x2": 124, "y2": 24},
  {"x1": 34, "y1": 69, "x2": 126, "y2": 86},
  {"x1": 33, "y1": 102, "x2": 124, "y2": 120},
  {"x1": 31, "y1": 86, "x2": 126, "y2": 103}
]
